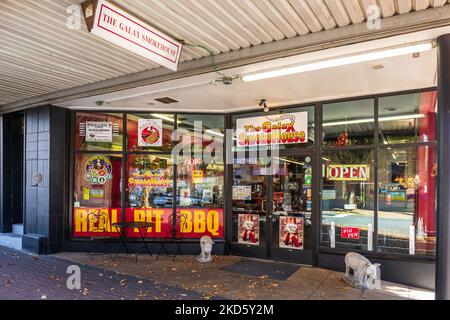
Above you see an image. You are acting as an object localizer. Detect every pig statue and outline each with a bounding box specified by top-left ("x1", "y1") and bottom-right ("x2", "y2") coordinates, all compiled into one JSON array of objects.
[
  {"x1": 197, "y1": 235, "x2": 214, "y2": 263},
  {"x1": 343, "y1": 252, "x2": 381, "y2": 290}
]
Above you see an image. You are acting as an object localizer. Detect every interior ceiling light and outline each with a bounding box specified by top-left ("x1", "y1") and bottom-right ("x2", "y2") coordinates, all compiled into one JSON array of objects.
[
  {"x1": 323, "y1": 113, "x2": 425, "y2": 127},
  {"x1": 242, "y1": 42, "x2": 433, "y2": 82}
]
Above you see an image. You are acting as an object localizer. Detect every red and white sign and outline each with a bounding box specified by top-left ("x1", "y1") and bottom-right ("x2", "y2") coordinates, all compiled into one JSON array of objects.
[
  {"x1": 326, "y1": 165, "x2": 370, "y2": 181},
  {"x1": 138, "y1": 119, "x2": 162, "y2": 147},
  {"x1": 90, "y1": 0, "x2": 183, "y2": 71},
  {"x1": 341, "y1": 227, "x2": 360, "y2": 239}
]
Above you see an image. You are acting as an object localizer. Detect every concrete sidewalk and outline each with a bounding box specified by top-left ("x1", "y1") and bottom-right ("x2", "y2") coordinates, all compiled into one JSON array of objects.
[{"x1": 54, "y1": 251, "x2": 435, "y2": 300}]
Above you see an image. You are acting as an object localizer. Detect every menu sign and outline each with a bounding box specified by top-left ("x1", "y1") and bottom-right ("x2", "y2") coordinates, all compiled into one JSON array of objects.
[
  {"x1": 236, "y1": 112, "x2": 308, "y2": 147},
  {"x1": 85, "y1": 122, "x2": 113, "y2": 142}
]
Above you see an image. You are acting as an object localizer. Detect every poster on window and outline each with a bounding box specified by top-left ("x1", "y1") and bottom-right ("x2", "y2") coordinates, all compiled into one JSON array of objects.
[
  {"x1": 279, "y1": 216, "x2": 303, "y2": 250},
  {"x1": 85, "y1": 122, "x2": 113, "y2": 142},
  {"x1": 232, "y1": 186, "x2": 252, "y2": 201},
  {"x1": 138, "y1": 119, "x2": 162, "y2": 147},
  {"x1": 238, "y1": 214, "x2": 259, "y2": 245},
  {"x1": 236, "y1": 112, "x2": 308, "y2": 147},
  {"x1": 180, "y1": 188, "x2": 191, "y2": 207}
]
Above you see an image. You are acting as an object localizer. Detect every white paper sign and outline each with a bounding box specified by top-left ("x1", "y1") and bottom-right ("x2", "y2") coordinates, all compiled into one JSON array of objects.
[
  {"x1": 85, "y1": 122, "x2": 113, "y2": 142},
  {"x1": 236, "y1": 112, "x2": 308, "y2": 147},
  {"x1": 138, "y1": 119, "x2": 163, "y2": 147},
  {"x1": 91, "y1": 0, "x2": 183, "y2": 71}
]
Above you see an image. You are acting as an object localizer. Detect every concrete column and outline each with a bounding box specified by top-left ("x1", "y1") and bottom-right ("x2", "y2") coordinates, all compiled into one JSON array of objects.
[{"x1": 436, "y1": 34, "x2": 450, "y2": 300}]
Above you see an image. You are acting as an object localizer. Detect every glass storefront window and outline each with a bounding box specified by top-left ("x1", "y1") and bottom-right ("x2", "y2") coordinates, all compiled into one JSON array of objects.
[
  {"x1": 125, "y1": 154, "x2": 174, "y2": 239},
  {"x1": 127, "y1": 113, "x2": 175, "y2": 152},
  {"x1": 126, "y1": 154, "x2": 174, "y2": 209},
  {"x1": 378, "y1": 146, "x2": 437, "y2": 255},
  {"x1": 232, "y1": 105, "x2": 315, "y2": 152},
  {"x1": 72, "y1": 153, "x2": 122, "y2": 238},
  {"x1": 176, "y1": 154, "x2": 224, "y2": 209},
  {"x1": 321, "y1": 149, "x2": 375, "y2": 251},
  {"x1": 323, "y1": 99, "x2": 374, "y2": 146},
  {"x1": 75, "y1": 112, "x2": 123, "y2": 151},
  {"x1": 175, "y1": 114, "x2": 224, "y2": 210},
  {"x1": 232, "y1": 159, "x2": 267, "y2": 246},
  {"x1": 379, "y1": 91, "x2": 437, "y2": 144}
]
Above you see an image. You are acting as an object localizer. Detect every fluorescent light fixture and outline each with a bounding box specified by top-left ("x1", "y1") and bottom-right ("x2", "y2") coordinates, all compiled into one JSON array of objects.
[
  {"x1": 323, "y1": 114, "x2": 426, "y2": 127},
  {"x1": 205, "y1": 129, "x2": 224, "y2": 137},
  {"x1": 274, "y1": 157, "x2": 304, "y2": 166},
  {"x1": 150, "y1": 113, "x2": 176, "y2": 123},
  {"x1": 242, "y1": 42, "x2": 433, "y2": 82}
]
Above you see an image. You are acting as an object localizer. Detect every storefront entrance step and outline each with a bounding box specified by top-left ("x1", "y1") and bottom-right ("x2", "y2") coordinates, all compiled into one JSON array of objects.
[
  {"x1": 221, "y1": 259, "x2": 300, "y2": 281},
  {"x1": 12, "y1": 224, "x2": 23, "y2": 235},
  {"x1": 0, "y1": 233, "x2": 22, "y2": 251}
]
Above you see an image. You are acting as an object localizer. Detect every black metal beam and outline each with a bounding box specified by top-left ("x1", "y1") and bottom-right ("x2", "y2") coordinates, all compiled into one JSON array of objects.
[{"x1": 436, "y1": 34, "x2": 450, "y2": 300}]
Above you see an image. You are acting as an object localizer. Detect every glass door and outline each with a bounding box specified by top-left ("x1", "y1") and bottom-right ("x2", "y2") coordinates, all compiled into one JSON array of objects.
[
  {"x1": 231, "y1": 154, "x2": 314, "y2": 264},
  {"x1": 231, "y1": 158, "x2": 269, "y2": 259},
  {"x1": 270, "y1": 154, "x2": 314, "y2": 264}
]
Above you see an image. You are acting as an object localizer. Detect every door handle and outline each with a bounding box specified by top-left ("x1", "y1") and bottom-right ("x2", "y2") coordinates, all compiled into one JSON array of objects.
[{"x1": 262, "y1": 200, "x2": 267, "y2": 213}]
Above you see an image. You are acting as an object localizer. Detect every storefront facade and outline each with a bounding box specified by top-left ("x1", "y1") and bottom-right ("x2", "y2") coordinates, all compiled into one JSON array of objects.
[
  {"x1": 8, "y1": 86, "x2": 417, "y2": 290},
  {"x1": 2, "y1": 27, "x2": 450, "y2": 296}
]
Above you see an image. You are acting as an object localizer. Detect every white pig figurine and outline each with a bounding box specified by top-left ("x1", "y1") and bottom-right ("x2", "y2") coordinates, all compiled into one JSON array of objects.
[{"x1": 344, "y1": 252, "x2": 381, "y2": 290}]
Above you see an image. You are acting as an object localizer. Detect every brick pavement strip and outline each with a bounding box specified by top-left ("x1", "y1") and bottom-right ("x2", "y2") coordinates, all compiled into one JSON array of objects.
[{"x1": 0, "y1": 245, "x2": 206, "y2": 300}]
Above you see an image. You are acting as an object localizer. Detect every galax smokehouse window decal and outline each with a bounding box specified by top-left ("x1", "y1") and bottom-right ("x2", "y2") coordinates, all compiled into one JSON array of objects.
[
  {"x1": 326, "y1": 164, "x2": 370, "y2": 181},
  {"x1": 236, "y1": 112, "x2": 308, "y2": 146}
]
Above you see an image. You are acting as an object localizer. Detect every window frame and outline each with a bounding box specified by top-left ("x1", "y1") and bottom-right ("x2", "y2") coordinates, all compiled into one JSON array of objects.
[{"x1": 69, "y1": 111, "x2": 226, "y2": 242}]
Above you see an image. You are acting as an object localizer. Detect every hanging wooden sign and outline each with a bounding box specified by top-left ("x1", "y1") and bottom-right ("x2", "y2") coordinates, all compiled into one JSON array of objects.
[{"x1": 81, "y1": 0, "x2": 183, "y2": 71}]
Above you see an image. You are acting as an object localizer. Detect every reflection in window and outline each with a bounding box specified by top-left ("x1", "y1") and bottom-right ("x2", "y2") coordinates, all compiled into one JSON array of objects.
[
  {"x1": 379, "y1": 91, "x2": 437, "y2": 144},
  {"x1": 321, "y1": 150, "x2": 375, "y2": 251},
  {"x1": 323, "y1": 99, "x2": 374, "y2": 146},
  {"x1": 177, "y1": 155, "x2": 224, "y2": 209},
  {"x1": 75, "y1": 112, "x2": 123, "y2": 151},
  {"x1": 175, "y1": 114, "x2": 225, "y2": 210},
  {"x1": 378, "y1": 146, "x2": 437, "y2": 255},
  {"x1": 126, "y1": 154, "x2": 174, "y2": 209}
]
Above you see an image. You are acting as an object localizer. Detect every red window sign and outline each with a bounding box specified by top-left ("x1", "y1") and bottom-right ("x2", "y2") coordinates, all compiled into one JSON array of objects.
[{"x1": 341, "y1": 227, "x2": 360, "y2": 239}]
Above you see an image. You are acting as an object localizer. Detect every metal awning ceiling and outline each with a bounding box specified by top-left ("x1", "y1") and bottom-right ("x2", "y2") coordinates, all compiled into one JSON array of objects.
[{"x1": 0, "y1": 0, "x2": 449, "y2": 108}]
